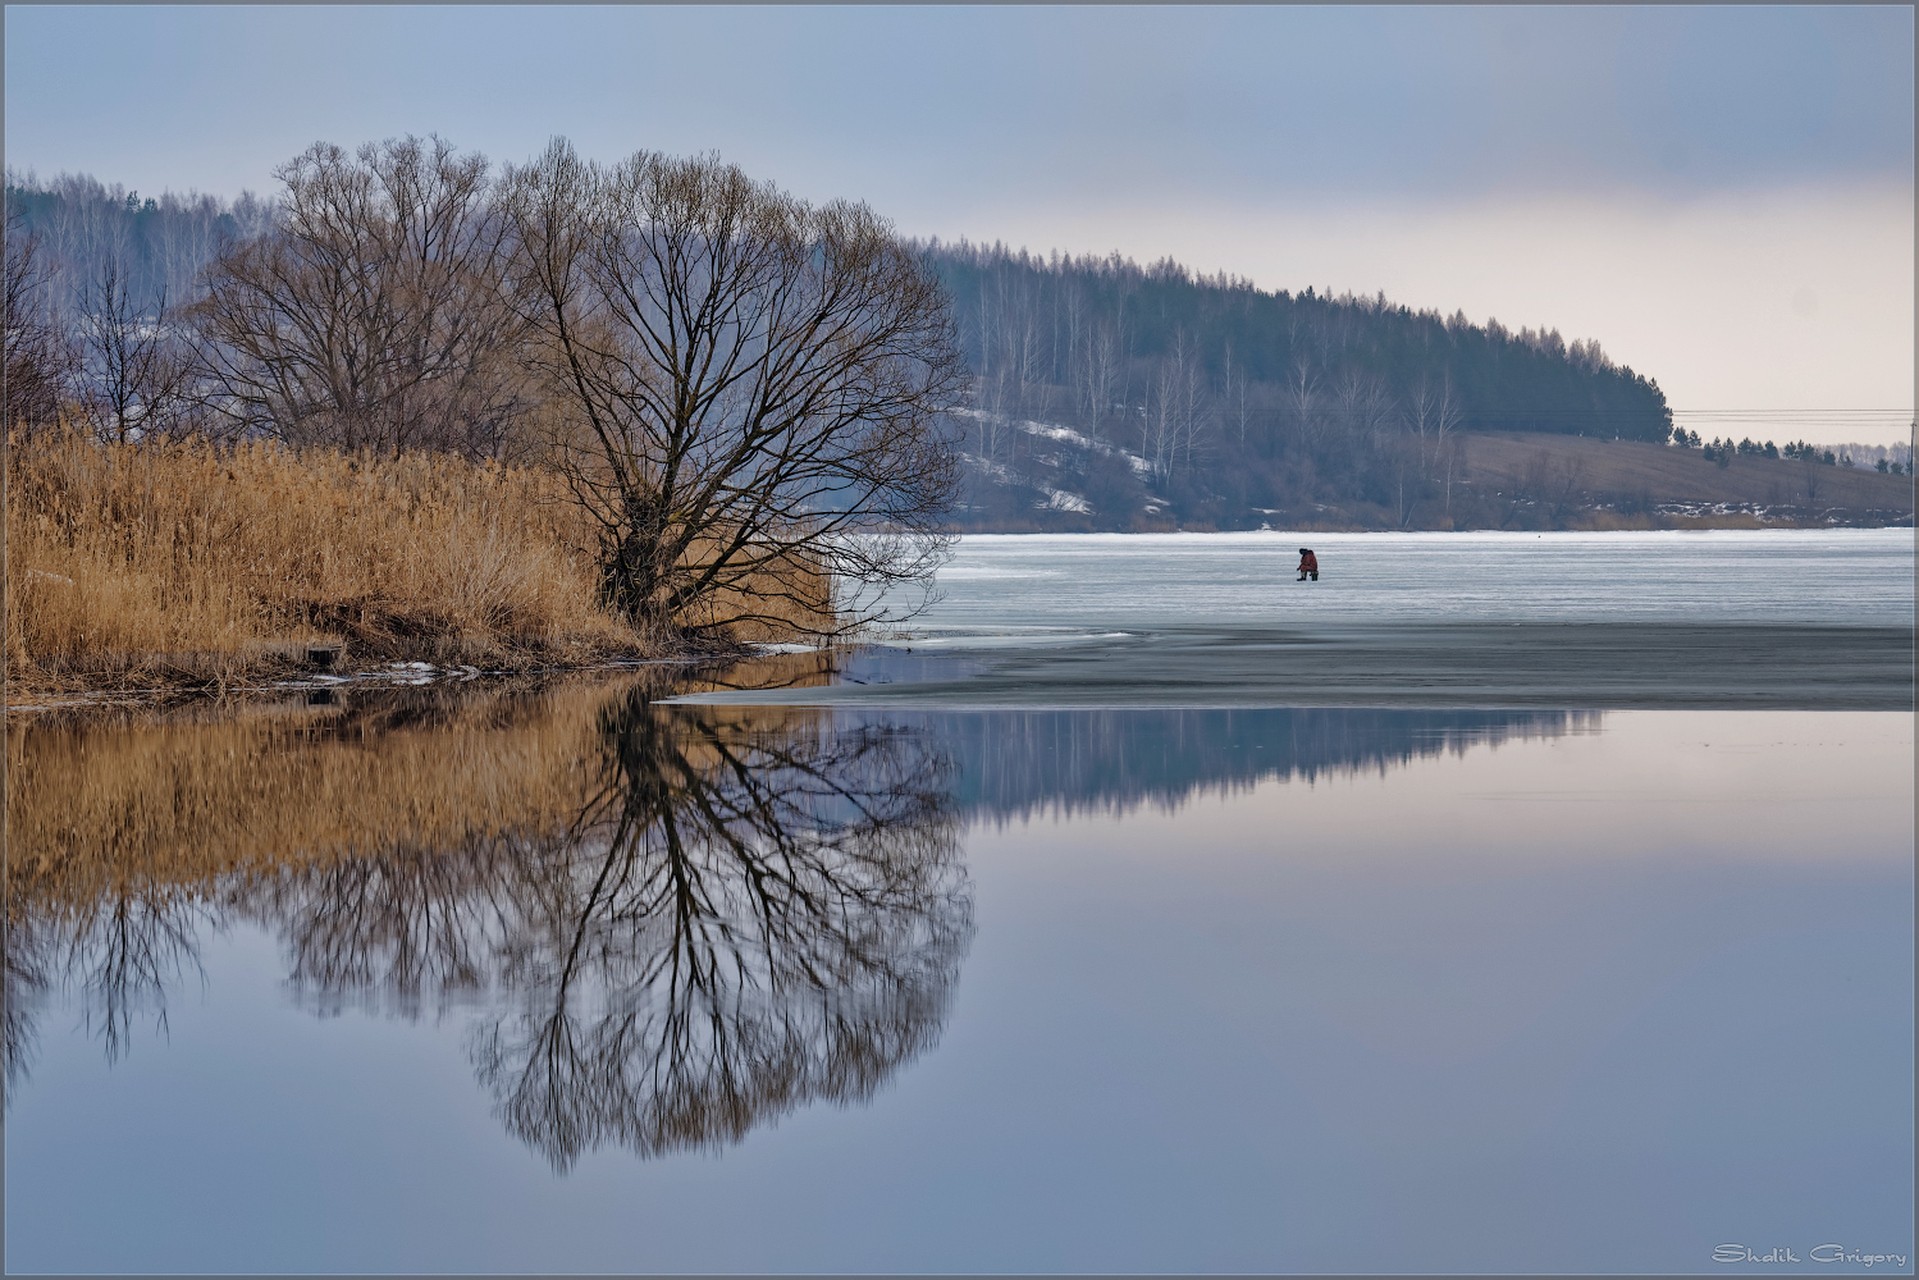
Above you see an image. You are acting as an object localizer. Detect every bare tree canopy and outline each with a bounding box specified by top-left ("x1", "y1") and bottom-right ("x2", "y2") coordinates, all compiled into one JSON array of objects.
[
  {"x1": 3, "y1": 208, "x2": 72, "y2": 430},
  {"x1": 189, "y1": 135, "x2": 529, "y2": 457},
  {"x1": 77, "y1": 251, "x2": 196, "y2": 443},
  {"x1": 498, "y1": 140, "x2": 963, "y2": 641}
]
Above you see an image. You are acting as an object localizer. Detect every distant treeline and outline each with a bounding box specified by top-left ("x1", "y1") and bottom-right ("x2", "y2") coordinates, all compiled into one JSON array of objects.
[
  {"x1": 918, "y1": 239, "x2": 1674, "y2": 526},
  {"x1": 1670, "y1": 428, "x2": 1913, "y2": 475},
  {"x1": 2, "y1": 172, "x2": 274, "y2": 319}
]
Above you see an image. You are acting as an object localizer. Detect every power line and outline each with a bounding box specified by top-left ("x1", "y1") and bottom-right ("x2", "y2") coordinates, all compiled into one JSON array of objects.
[
  {"x1": 1441, "y1": 407, "x2": 1913, "y2": 415},
  {"x1": 1671, "y1": 411, "x2": 1907, "y2": 418}
]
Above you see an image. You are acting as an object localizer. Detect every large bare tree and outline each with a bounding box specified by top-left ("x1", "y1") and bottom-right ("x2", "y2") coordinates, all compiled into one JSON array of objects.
[
  {"x1": 498, "y1": 140, "x2": 962, "y2": 643},
  {"x1": 189, "y1": 135, "x2": 530, "y2": 457}
]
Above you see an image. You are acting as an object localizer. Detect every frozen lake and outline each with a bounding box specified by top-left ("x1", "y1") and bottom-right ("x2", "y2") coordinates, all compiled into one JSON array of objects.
[
  {"x1": 688, "y1": 529, "x2": 1917, "y2": 710},
  {"x1": 907, "y1": 528, "x2": 1916, "y2": 631}
]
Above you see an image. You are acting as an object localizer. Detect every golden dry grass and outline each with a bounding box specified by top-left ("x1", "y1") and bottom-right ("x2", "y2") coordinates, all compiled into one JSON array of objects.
[
  {"x1": 675, "y1": 534, "x2": 838, "y2": 644},
  {"x1": 3, "y1": 431, "x2": 840, "y2": 694},
  {"x1": 4, "y1": 428, "x2": 635, "y2": 689}
]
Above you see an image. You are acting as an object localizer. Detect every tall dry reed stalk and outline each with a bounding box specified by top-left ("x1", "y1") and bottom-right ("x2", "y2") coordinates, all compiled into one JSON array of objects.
[{"x1": 673, "y1": 531, "x2": 839, "y2": 643}]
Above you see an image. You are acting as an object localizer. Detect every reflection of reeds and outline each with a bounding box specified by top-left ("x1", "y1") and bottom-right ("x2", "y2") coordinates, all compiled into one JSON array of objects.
[
  {"x1": 8, "y1": 678, "x2": 623, "y2": 911},
  {"x1": 4, "y1": 658, "x2": 840, "y2": 913}
]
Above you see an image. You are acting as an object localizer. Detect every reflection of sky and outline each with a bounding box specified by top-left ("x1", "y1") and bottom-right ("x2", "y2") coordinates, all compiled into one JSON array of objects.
[
  {"x1": 5, "y1": 709, "x2": 1909, "y2": 1274},
  {"x1": 936, "y1": 711, "x2": 1913, "y2": 1274}
]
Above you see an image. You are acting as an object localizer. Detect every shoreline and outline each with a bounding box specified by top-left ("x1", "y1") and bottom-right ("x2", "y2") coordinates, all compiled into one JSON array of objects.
[
  {"x1": 668, "y1": 621, "x2": 1917, "y2": 715},
  {"x1": 1, "y1": 646, "x2": 738, "y2": 719}
]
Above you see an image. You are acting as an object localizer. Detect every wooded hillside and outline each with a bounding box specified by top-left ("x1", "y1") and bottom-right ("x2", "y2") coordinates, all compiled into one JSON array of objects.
[{"x1": 922, "y1": 239, "x2": 1675, "y2": 528}]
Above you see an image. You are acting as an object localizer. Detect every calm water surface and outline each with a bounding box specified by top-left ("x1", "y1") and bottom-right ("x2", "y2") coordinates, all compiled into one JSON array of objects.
[{"x1": 5, "y1": 532, "x2": 1913, "y2": 1274}]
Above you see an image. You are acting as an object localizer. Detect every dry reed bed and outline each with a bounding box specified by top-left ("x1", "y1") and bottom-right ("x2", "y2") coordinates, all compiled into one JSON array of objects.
[
  {"x1": 4, "y1": 429, "x2": 638, "y2": 693},
  {"x1": 4, "y1": 431, "x2": 845, "y2": 696}
]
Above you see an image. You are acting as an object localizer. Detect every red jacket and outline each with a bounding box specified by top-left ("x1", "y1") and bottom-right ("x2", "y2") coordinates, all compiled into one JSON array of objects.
[{"x1": 1298, "y1": 551, "x2": 1318, "y2": 572}]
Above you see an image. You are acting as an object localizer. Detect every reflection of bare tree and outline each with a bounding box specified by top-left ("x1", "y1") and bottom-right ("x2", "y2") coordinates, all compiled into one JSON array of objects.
[
  {"x1": 232, "y1": 691, "x2": 971, "y2": 1170},
  {"x1": 3, "y1": 910, "x2": 53, "y2": 1096},
  {"x1": 3, "y1": 885, "x2": 210, "y2": 1096},
  {"x1": 240, "y1": 843, "x2": 504, "y2": 1020},
  {"x1": 66, "y1": 887, "x2": 212, "y2": 1061}
]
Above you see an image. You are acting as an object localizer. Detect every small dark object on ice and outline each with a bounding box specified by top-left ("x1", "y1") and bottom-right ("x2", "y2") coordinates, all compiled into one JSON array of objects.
[{"x1": 1296, "y1": 548, "x2": 1319, "y2": 582}]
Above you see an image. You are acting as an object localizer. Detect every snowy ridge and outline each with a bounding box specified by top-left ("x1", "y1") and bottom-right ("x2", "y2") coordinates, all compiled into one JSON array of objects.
[
  {"x1": 949, "y1": 408, "x2": 1178, "y2": 520},
  {"x1": 951, "y1": 407, "x2": 1156, "y2": 477},
  {"x1": 957, "y1": 447, "x2": 1092, "y2": 515}
]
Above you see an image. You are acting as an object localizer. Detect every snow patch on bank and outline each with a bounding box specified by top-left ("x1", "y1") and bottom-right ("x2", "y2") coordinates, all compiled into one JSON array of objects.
[{"x1": 952, "y1": 407, "x2": 1157, "y2": 479}]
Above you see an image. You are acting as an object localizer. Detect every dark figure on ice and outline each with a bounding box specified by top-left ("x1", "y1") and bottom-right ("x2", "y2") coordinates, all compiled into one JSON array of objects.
[{"x1": 1296, "y1": 548, "x2": 1319, "y2": 582}]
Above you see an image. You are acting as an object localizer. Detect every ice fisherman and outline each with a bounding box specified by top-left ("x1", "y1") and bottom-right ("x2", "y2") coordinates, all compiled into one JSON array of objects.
[{"x1": 1296, "y1": 547, "x2": 1319, "y2": 582}]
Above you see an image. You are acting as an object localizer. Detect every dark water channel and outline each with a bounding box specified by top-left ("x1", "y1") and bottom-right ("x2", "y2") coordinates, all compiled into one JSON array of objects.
[{"x1": 4, "y1": 651, "x2": 1912, "y2": 1274}]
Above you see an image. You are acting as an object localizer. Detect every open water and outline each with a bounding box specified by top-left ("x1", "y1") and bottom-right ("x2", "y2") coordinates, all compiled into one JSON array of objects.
[{"x1": 4, "y1": 530, "x2": 1913, "y2": 1274}]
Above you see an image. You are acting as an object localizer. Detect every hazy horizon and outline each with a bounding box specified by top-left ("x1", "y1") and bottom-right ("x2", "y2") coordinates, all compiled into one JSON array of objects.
[{"x1": 5, "y1": 4, "x2": 1913, "y2": 446}]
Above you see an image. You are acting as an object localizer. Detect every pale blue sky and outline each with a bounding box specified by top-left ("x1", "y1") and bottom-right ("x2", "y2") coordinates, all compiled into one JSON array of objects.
[{"x1": 5, "y1": 5, "x2": 1914, "y2": 442}]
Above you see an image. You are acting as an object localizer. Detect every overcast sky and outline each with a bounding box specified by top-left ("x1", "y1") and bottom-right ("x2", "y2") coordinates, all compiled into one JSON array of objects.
[{"x1": 5, "y1": 4, "x2": 1913, "y2": 444}]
